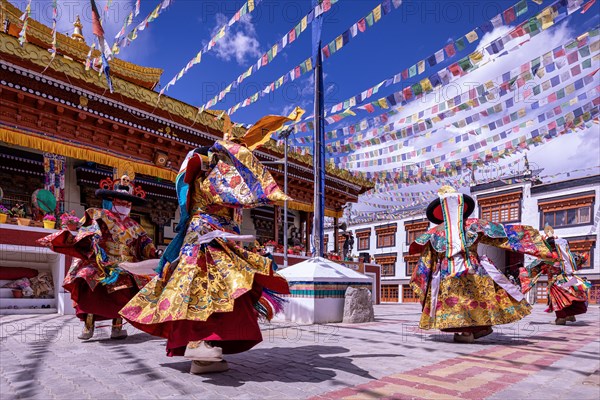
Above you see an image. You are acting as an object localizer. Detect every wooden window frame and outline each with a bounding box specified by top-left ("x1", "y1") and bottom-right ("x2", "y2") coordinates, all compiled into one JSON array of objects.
[
  {"x1": 568, "y1": 239, "x2": 596, "y2": 270},
  {"x1": 478, "y1": 191, "x2": 522, "y2": 224},
  {"x1": 381, "y1": 284, "x2": 399, "y2": 302},
  {"x1": 377, "y1": 233, "x2": 395, "y2": 248},
  {"x1": 405, "y1": 220, "x2": 429, "y2": 245},
  {"x1": 538, "y1": 194, "x2": 595, "y2": 229},
  {"x1": 337, "y1": 232, "x2": 352, "y2": 249},
  {"x1": 402, "y1": 285, "x2": 418, "y2": 303},
  {"x1": 375, "y1": 224, "x2": 397, "y2": 249},
  {"x1": 381, "y1": 263, "x2": 395, "y2": 277},
  {"x1": 374, "y1": 254, "x2": 397, "y2": 277},
  {"x1": 541, "y1": 207, "x2": 593, "y2": 229},
  {"x1": 404, "y1": 254, "x2": 420, "y2": 276},
  {"x1": 356, "y1": 229, "x2": 371, "y2": 251},
  {"x1": 357, "y1": 237, "x2": 370, "y2": 251}
]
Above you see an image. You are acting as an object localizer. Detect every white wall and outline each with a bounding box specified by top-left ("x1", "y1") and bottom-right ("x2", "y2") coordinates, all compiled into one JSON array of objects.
[
  {"x1": 325, "y1": 215, "x2": 429, "y2": 282},
  {"x1": 529, "y1": 183, "x2": 600, "y2": 276},
  {"x1": 275, "y1": 297, "x2": 348, "y2": 324},
  {"x1": 472, "y1": 177, "x2": 599, "y2": 276}
]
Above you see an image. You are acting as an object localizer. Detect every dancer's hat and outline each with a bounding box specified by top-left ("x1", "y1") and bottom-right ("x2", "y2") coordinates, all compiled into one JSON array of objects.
[
  {"x1": 425, "y1": 185, "x2": 475, "y2": 224},
  {"x1": 96, "y1": 175, "x2": 146, "y2": 206}
]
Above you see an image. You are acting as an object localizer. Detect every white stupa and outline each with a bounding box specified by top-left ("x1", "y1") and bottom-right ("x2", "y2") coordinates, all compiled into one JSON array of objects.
[{"x1": 275, "y1": 257, "x2": 373, "y2": 324}]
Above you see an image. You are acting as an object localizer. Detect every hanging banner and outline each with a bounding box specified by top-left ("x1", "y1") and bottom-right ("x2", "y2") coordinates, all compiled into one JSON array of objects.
[
  {"x1": 49, "y1": 0, "x2": 58, "y2": 58},
  {"x1": 200, "y1": 0, "x2": 339, "y2": 110},
  {"x1": 43, "y1": 153, "x2": 66, "y2": 214},
  {"x1": 160, "y1": 0, "x2": 262, "y2": 95},
  {"x1": 288, "y1": 29, "x2": 598, "y2": 151},
  {"x1": 361, "y1": 99, "x2": 599, "y2": 183},
  {"x1": 112, "y1": 0, "x2": 175, "y2": 56},
  {"x1": 17, "y1": 0, "x2": 32, "y2": 47},
  {"x1": 224, "y1": 0, "x2": 404, "y2": 115}
]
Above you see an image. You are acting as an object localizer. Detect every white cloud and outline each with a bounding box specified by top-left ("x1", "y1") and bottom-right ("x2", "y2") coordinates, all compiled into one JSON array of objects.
[
  {"x1": 346, "y1": 21, "x2": 599, "y2": 210},
  {"x1": 343, "y1": 23, "x2": 579, "y2": 174},
  {"x1": 325, "y1": 84, "x2": 336, "y2": 96},
  {"x1": 526, "y1": 125, "x2": 600, "y2": 177},
  {"x1": 211, "y1": 14, "x2": 261, "y2": 65}
]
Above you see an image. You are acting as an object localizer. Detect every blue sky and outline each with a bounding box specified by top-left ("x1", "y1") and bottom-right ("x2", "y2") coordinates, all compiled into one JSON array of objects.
[
  {"x1": 21, "y1": 1, "x2": 600, "y2": 213},
  {"x1": 24, "y1": 1, "x2": 595, "y2": 122}
]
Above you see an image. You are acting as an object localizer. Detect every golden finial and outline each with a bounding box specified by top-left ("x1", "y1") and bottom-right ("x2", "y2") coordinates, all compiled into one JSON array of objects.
[
  {"x1": 115, "y1": 161, "x2": 135, "y2": 182},
  {"x1": 71, "y1": 15, "x2": 85, "y2": 43},
  {"x1": 437, "y1": 185, "x2": 457, "y2": 196}
]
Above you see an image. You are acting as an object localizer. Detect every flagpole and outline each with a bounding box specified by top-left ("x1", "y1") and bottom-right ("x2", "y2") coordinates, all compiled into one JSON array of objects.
[
  {"x1": 281, "y1": 128, "x2": 291, "y2": 268},
  {"x1": 312, "y1": 41, "x2": 325, "y2": 258}
]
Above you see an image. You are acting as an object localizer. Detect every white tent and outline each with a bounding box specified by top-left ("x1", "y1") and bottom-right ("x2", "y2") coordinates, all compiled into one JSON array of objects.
[{"x1": 275, "y1": 257, "x2": 372, "y2": 324}]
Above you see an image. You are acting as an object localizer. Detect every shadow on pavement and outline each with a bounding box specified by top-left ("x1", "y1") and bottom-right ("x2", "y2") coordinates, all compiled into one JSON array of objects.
[
  {"x1": 528, "y1": 321, "x2": 594, "y2": 326},
  {"x1": 8, "y1": 318, "x2": 71, "y2": 399},
  {"x1": 160, "y1": 345, "x2": 385, "y2": 386}
]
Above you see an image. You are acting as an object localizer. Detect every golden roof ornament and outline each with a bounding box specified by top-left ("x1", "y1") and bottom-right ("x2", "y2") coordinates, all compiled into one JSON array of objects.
[
  {"x1": 115, "y1": 161, "x2": 135, "y2": 182},
  {"x1": 71, "y1": 15, "x2": 85, "y2": 43}
]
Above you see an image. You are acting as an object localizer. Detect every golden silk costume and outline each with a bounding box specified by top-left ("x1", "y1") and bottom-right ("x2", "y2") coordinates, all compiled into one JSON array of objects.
[
  {"x1": 520, "y1": 236, "x2": 590, "y2": 318},
  {"x1": 120, "y1": 140, "x2": 290, "y2": 354},
  {"x1": 409, "y1": 190, "x2": 556, "y2": 332},
  {"x1": 38, "y1": 208, "x2": 157, "y2": 320}
]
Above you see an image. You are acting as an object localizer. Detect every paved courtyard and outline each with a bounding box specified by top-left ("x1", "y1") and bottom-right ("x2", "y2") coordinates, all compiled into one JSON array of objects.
[{"x1": 0, "y1": 304, "x2": 598, "y2": 400}]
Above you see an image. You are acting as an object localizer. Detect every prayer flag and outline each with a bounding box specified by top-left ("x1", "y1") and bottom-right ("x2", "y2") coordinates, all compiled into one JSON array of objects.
[
  {"x1": 465, "y1": 30, "x2": 478, "y2": 43},
  {"x1": 581, "y1": 0, "x2": 596, "y2": 13},
  {"x1": 409, "y1": 64, "x2": 417, "y2": 77},
  {"x1": 435, "y1": 49, "x2": 444, "y2": 63},
  {"x1": 373, "y1": 5, "x2": 382, "y2": 22},
  {"x1": 503, "y1": 6, "x2": 516, "y2": 24},
  {"x1": 358, "y1": 18, "x2": 366, "y2": 32},
  {"x1": 491, "y1": 14, "x2": 503, "y2": 29},
  {"x1": 516, "y1": 0, "x2": 528, "y2": 16},
  {"x1": 480, "y1": 20, "x2": 493, "y2": 33}
]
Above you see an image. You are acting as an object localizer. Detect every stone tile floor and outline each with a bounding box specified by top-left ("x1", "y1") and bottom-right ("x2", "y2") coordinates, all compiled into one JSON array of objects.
[{"x1": 0, "y1": 304, "x2": 598, "y2": 399}]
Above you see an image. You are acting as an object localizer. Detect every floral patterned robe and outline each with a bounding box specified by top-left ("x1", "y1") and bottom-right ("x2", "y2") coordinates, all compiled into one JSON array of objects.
[
  {"x1": 410, "y1": 219, "x2": 555, "y2": 331},
  {"x1": 120, "y1": 141, "x2": 290, "y2": 355},
  {"x1": 38, "y1": 209, "x2": 157, "y2": 320},
  {"x1": 519, "y1": 237, "x2": 590, "y2": 318}
]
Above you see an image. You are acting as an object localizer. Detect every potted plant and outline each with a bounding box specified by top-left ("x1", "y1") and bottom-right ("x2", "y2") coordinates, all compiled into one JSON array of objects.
[
  {"x1": 12, "y1": 203, "x2": 30, "y2": 226},
  {"x1": 60, "y1": 210, "x2": 80, "y2": 230},
  {"x1": 43, "y1": 214, "x2": 56, "y2": 229},
  {"x1": 291, "y1": 245, "x2": 304, "y2": 255},
  {"x1": 0, "y1": 205, "x2": 11, "y2": 224}
]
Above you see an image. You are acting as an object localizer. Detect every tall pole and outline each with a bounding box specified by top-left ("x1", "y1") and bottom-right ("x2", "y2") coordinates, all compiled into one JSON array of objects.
[
  {"x1": 283, "y1": 129, "x2": 289, "y2": 268},
  {"x1": 312, "y1": 41, "x2": 325, "y2": 258}
]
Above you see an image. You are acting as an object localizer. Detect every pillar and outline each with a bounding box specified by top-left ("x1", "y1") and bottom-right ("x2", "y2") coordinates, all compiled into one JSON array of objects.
[
  {"x1": 274, "y1": 205, "x2": 280, "y2": 245},
  {"x1": 333, "y1": 217, "x2": 339, "y2": 255}
]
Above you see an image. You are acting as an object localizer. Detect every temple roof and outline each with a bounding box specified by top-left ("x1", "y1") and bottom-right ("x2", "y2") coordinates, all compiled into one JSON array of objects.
[
  {"x1": 0, "y1": 0, "x2": 373, "y2": 192},
  {"x1": 2, "y1": 0, "x2": 163, "y2": 90}
]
